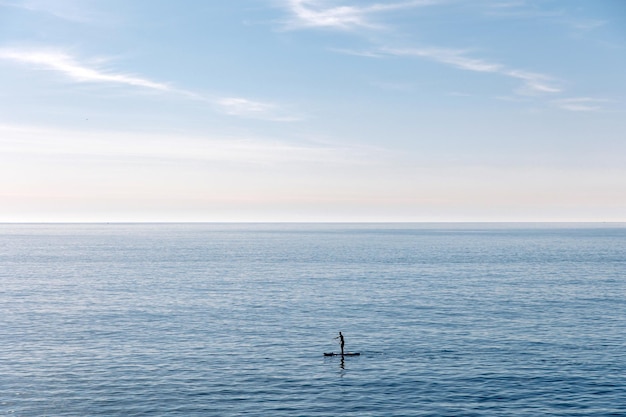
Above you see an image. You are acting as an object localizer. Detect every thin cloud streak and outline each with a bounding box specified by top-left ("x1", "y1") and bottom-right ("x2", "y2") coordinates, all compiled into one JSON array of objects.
[
  {"x1": 287, "y1": 1, "x2": 567, "y2": 101},
  {"x1": 375, "y1": 46, "x2": 561, "y2": 95},
  {"x1": 552, "y1": 97, "x2": 609, "y2": 112},
  {"x1": 0, "y1": 47, "x2": 300, "y2": 121},
  {"x1": 381, "y1": 46, "x2": 504, "y2": 73},
  {"x1": 0, "y1": 48, "x2": 171, "y2": 90},
  {"x1": 506, "y1": 69, "x2": 560, "y2": 94},
  {"x1": 214, "y1": 97, "x2": 303, "y2": 122},
  {"x1": 283, "y1": 0, "x2": 442, "y2": 30}
]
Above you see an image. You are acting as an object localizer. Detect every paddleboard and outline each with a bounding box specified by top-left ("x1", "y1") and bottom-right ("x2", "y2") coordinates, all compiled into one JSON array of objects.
[{"x1": 323, "y1": 352, "x2": 360, "y2": 356}]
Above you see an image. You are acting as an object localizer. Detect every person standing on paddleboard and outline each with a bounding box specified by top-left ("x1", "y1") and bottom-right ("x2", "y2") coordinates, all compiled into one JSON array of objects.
[{"x1": 335, "y1": 332, "x2": 345, "y2": 355}]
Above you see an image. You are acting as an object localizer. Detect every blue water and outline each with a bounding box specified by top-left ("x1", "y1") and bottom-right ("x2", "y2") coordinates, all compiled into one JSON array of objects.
[{"x1": 1, "y1": 223, "x2": 625, "y2": 416}]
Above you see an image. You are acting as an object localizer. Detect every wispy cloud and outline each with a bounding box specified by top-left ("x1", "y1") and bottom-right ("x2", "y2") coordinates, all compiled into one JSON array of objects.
[
  {"x1": 282, "y1": 0, "x2": 441, "y2": 31},
  {"x1": 0, "y1": 47, "x2": 300, "y2": 121},
  {"x1": 287, "y1": 1, "x2": 577, "y2": 101},
  {"x1": 552, "y1": 97, "x2": 609, "y2": 112},
  {"x1": 369, "y1": 46, "x2": 561, "y2": 95},
  {"x1": 216, "y1": 97, "x2": 275, "y2": 115},
  {"x1": 381, "y1": 46, "x2": 504, "y2": 73},
  {"x1": 214, "y1": 97, "x2": 302, "y2": 121},
  {"x1": 0, "y1": 48, "x2": 171, "y2": 90},
  {"x1": 369, "y1": 79, "x2": 416, "y2": 92},
  {"x1": 505, "y1": 69, "x2": 560, "y2": 94},
  {"x1": 329, "y1": 47, "x2": 385, "y2": 58}
]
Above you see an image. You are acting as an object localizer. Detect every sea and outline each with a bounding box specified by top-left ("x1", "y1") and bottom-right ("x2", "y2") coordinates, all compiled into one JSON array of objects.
[{"x1": 1, "y1": 223, "x2": 625, "y2": 416}]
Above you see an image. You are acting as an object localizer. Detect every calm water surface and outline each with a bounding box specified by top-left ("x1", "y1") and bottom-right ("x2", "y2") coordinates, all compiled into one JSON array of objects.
[{"x1": 1, "y1": 223, "x2": 625, "y2": 416}]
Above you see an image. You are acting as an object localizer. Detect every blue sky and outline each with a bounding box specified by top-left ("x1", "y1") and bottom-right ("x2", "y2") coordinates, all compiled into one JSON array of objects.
[{"x1": 1, "y1": 0, "x2": 624, "y2": 222}]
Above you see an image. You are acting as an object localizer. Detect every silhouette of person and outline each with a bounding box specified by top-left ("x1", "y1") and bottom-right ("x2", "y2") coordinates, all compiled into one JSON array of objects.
[{"x1": 335, "y1": 331, "x2": 345, "y2": 355}]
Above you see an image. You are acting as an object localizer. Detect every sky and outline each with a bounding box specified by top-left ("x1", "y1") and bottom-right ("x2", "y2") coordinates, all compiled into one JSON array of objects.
[{"x1": 1, "y1": 0, "x2": 625, "y2": 222}]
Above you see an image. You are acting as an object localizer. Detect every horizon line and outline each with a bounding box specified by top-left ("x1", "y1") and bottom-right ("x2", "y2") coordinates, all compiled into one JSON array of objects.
[{"x1": 1, "y1": 221, "x2": 624, "y2": 225}]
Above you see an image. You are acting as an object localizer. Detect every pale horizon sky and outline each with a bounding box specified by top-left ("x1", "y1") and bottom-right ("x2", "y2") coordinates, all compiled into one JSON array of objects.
[{"x1": 1, "y1": 0, "x2": 625, "y2": 222}]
